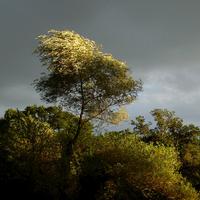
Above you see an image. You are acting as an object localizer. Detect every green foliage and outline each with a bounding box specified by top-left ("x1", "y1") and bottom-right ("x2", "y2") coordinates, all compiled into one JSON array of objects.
[
  {"x1": 1, "y1": 106, "x2": 200, "y2": 199},
  {"x1": 181, "y1": 143, "x2": 200, "y2": 190},
  {"x1": 132, "y1": 115, "x2": 151, "y2": 135},
  {"x1": 0, "y1": 107, "x2": 58, "y2": 198},
  {"x1": 4, "y1": 108, "x2": 58, "y2": 160},
  {"x1": 131, "y1": 109, "x2": 200, "y2": 148},
  {"x1": 79, "y1": 133, "x2": 199, "y2": 200},
  {"x1": 34, "y1": 30, "x2": 142, "y2": 122},
  {"x1": 0, "y1": 106, "x2": 93, "y2": 199},
  {"x1": 131, "y1": 109, "x2": 200, "y2": 191}
]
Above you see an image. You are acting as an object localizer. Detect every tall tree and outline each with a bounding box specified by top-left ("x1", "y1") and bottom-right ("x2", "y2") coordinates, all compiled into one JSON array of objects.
[{"x1": 34, "y1": 30, "x2": 142, "y2": 147}]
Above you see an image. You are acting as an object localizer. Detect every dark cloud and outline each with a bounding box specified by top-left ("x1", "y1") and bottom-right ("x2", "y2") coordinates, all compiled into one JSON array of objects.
[{"x1": 0, "y1": 0, "x2": 200, "y2": 125}]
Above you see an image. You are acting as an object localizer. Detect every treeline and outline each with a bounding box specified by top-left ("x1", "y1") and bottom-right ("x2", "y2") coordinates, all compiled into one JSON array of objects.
[{"x1": 0, "y1": 105, "x2": 199, "y2": 199}]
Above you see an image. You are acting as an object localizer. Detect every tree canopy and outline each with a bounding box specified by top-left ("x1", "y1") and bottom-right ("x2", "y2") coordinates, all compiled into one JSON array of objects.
[
  {"x1": 1, "y1": 107, "x2": 199, "y2": 199},
  {"x1": 34, "y1": 30, "x2": 142, "y2": 123},
  {"x1": 131, "y1": 109, "x2": 200, "y2": 191}
]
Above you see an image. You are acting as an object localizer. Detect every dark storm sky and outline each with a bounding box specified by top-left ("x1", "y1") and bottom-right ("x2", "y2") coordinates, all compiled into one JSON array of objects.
[{"x1": 1, "y1": 0, "x2": 200, "y2": 125}]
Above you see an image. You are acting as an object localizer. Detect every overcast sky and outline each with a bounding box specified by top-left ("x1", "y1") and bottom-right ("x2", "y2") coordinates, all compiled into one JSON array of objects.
[{"x1": 1, "y1": 0, "x2": 200, "y2": 127}]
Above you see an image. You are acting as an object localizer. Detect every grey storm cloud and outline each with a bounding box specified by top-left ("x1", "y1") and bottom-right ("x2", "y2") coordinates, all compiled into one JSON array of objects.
[{"x1": 0, "y1": 0, "x2": 200, "y2": 125}]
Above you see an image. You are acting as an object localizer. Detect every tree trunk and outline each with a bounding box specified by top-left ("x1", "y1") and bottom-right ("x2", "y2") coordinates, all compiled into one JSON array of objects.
[{"x1": 59, "y1": 76, "x2": 85, "y2": 199}]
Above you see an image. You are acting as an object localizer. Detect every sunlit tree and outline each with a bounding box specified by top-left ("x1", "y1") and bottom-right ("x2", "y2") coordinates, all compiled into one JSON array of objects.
[{"x1": 34, "y1": 29, "x2": 142, "y2": 153}]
